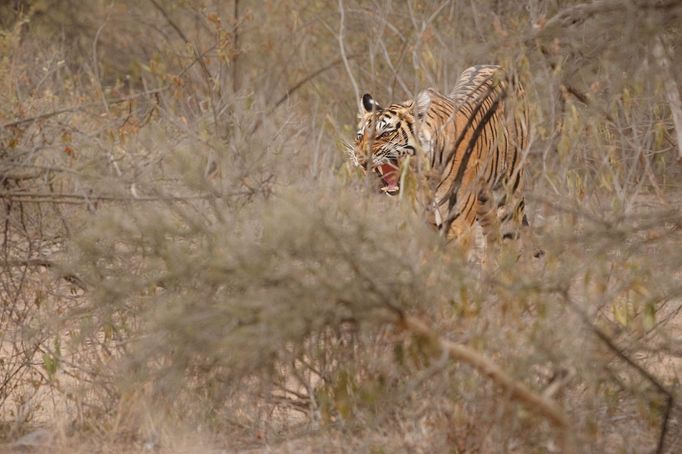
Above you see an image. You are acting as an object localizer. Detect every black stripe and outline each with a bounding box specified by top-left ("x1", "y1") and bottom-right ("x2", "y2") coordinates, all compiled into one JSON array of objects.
[
  {"x1": 512, "y1": 171, "x2": 521, "y2": 191},
  {"x1": 509, "y1": 145, "x2": 518, "y2": 178}
]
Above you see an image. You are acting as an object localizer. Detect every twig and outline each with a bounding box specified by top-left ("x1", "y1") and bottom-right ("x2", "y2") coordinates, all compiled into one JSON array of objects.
[
  {"x1": 271, "y1": 54, "x2": 358, "y2": 111},
  {"x1": 148, "y1": 0, "x2": 212, "y2": 82},
  {"x1": 92, "y1": 11, "x2": 111, "y2": 114},
  {"x1": 250, "y1": 54, "x2": 358, "y2": 135},
  {"x1": 4, "y1": 258, "x2": 54, "y2": 268},
  {"x1": 1, "y1": 87, "x2": 169, "y2": 129},
  {"x1": 148, "y1": 0, "x2": 219, "y2": 133},
  {"x1": 337, "y1": 0, "x2": 360, "y2": 111},
  {"x1": 531, "y1": 0, "x2": 682, "y2": 41},
  {"x1": 3, "y1": 258, "x2": 87, "y2": 290},
  {"x1": 1, "y1": 37, "x2": 221, "y2": 131},
  {"x1": 232, "y1": 0, "x2": 241, "y2": 93},
  {"x1": 0, "y1": 170, "x2": 44, "y2": 181},
  {"x1": 562, "y1": 83, "x2": 615, "y2": 124}
]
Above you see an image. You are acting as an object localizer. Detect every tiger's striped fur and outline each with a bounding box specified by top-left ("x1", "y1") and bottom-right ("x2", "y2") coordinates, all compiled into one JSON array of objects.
[{"x1": 351, "y1": 65, "x2": 529, "y2": 251}]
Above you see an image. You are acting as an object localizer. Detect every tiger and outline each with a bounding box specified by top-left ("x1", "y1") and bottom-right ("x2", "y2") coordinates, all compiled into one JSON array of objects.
[{"x1": 349, "y1": 65, "x2": 530, "y2": 253}]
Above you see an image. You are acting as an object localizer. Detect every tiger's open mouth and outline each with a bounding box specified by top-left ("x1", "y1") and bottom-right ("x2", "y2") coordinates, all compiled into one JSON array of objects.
[{"x1": 374, "y1": 160, "x2": 400, "y2": 195}]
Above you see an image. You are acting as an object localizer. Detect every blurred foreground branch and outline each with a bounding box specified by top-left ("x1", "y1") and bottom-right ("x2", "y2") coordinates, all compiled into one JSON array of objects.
[
  {"x1": 560, "y1": 293, "x2": 674, "y2": 454},
  {"x1": 399, "y1": 314, "x2": 572, "y2": 450}
]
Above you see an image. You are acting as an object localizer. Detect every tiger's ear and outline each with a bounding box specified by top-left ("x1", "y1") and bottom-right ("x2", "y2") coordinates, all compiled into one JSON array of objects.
[
  {"x1": 362, "y1": 93, "x2": 382, "y2": 112},
  {"x1": 415, "y1": 90, "x2": 431, "y2": 119}
]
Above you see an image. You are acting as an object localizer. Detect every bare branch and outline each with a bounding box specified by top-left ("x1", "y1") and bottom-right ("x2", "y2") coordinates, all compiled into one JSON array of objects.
[
  {"x1": 3, "y1": 258, "x2": 87, "y2": 290},
  {"x1": 232, "y1": 0, "x2": 241, "y2": 93},
  {"x1": 338, "y1": 0, "x2": 361, "y2": 111},
  {"x1": 1, "y1": 87, "x2": 169, "y2": 129},
  {"x1": 272, "y1": 54, "x2": 359, "y2": 111},
  {"x1": 399, "y1": 315, "x2": 572, "y2": 449},
  {"x1": 530, "y1": 0, "x2": 682, "y2": 41}
]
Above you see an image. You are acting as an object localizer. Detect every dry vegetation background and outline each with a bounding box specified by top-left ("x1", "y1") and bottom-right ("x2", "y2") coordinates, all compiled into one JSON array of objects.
[{"x1": 1, "y1": 0, "x2": 682, "y2": 452}]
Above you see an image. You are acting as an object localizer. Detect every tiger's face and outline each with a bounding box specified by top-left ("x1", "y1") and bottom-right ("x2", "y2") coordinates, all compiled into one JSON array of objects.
[{"x1": 351, "y1": 93, "x2": 430, "y2": 194}]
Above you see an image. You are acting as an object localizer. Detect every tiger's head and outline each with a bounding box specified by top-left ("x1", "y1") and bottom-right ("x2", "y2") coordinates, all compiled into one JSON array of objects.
[{"x1": 350, "y1": 91, "x2": 432, "y2": 195}]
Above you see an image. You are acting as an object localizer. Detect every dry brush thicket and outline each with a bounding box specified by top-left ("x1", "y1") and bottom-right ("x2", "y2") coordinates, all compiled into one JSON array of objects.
[{"x1": 1, "y1": 0, "x2": 681, "y2": 452}]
